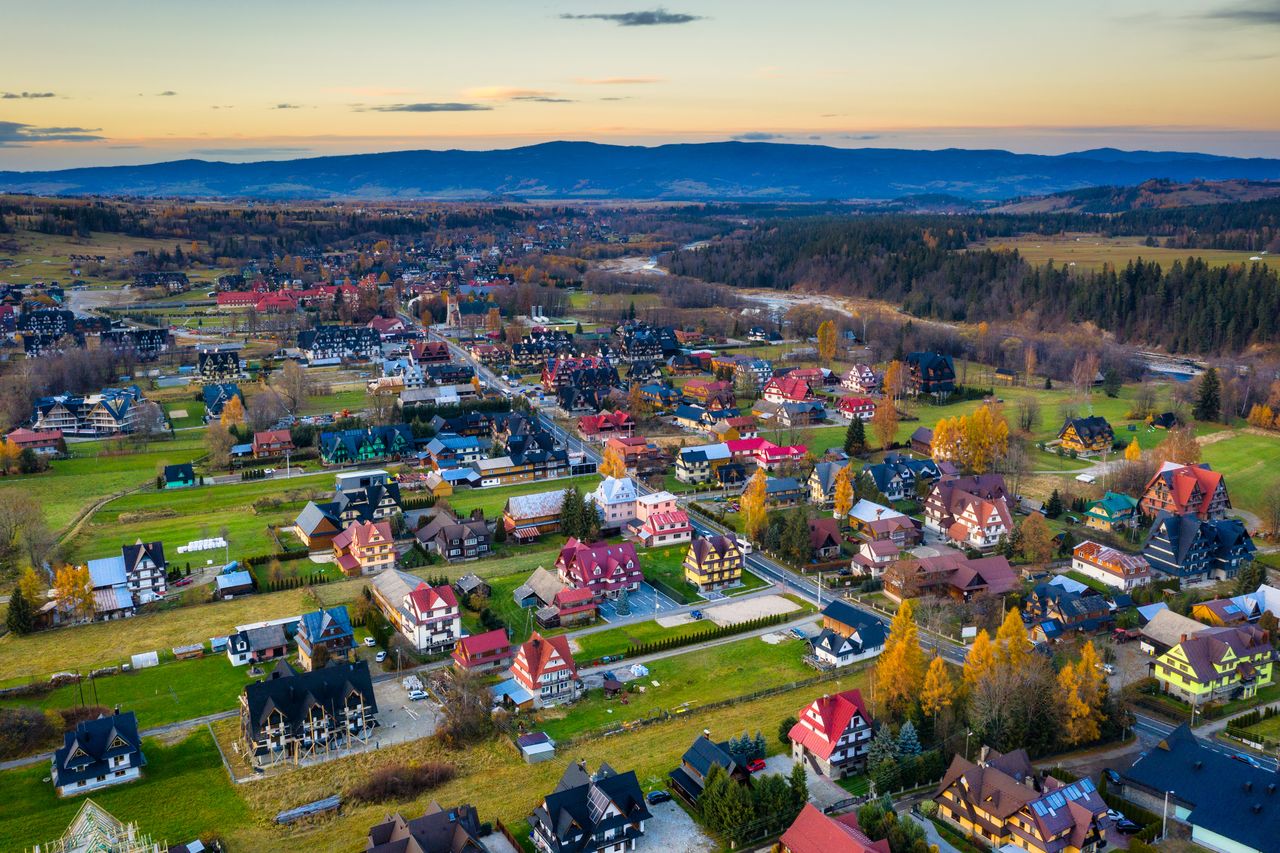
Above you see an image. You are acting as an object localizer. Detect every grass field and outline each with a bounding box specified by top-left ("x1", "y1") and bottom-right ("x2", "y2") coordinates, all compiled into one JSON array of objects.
[
  {"x1": 0, "y1": 435, "x2": 207, "y2": 534},
  {"x1": 1200, "y1": 430, "x2": 1280, "y2": 517},
  {"x1": 573, "y1": 617, "x2": 744, "y2": 661},
  {"x1": 163, "y1": 399, "x2": 207, "y2": 429},
  {"x1": 0, "y1": 653, "x2": 257, "y2": 729},
  {"x1": 0, "y1": 728, "x2": 247, "y2": 852},
  {"x1": 975, "y1": 233, "x2": 1271, "y2": 273},
  {"x1": 0, "y1": 227, "x2": 225, "y2": 288},
  {"x1": 298, "y1": 386, "x2": 370, "y2": 417},
  {"x1": 639, "y1": 543, "x2": 767, "y2": 601},
  {"x1": 445, "y1": 475, "x2": 602, "y2": 519},
  {"x1": 67, "y1": 472, "x2": 335, "y2": 563},
  {"x1": 536, "y1": 634, "x2": 813, "y2": 742}
]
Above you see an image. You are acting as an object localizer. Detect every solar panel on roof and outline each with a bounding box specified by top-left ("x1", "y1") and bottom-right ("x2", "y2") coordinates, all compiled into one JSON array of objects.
[{"x1": 1032, "y1": 802, "x2": 1047, "y2": 816}]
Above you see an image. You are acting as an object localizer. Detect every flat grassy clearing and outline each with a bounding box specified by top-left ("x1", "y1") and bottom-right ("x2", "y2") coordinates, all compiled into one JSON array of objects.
[
  {"x1": 0, "y1": 653, "x2": 257, "y2": 729},
  {"x1": 297, "y1": 386, "x2": 370, "y2": 416},
  {"x1": 67, "y1": 473, "x2": 335, "y2": 562},
  {"x1": 445, "y1": 474, "x2": 602, "y2": 519},
  {"x1": 975, "y1": 233, "x2": 1271, "y2": 273},
  {"x1": 163, "y1": 399, "x2": 207, "y2": 429},
  {"x1": 0, "y1": 728, "x2": 248, "y2": 852},
  {"x1": 639, "y1": 544, "x2": 701, "y2": 603},
  {"x1": 0, "y1": 577, "x2": 364, "y2": 681},
  {"x1": 536, "y1": 634, "x2": 813, "y2": 743},
  {"x1": 567, "y1": 291, "x2": 663, "y2": 312},
  {"x1": 0, "y1": 435, "x2": 207, "y2": 534},
  {"x1": 0, "y1": 227, "x2": 221, "y2": 287},
  {"x1": 214, "y1": 661, "x2": 870, "y2": 852},
  {"x1": 1200, "y1": 430, "x2": 1280, "y2": 517},
  {"x1": 573, "y1": 618, "x2": 733, "y2": 661}
]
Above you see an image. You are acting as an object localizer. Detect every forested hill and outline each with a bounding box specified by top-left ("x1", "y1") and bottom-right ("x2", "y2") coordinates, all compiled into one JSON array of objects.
[
  {"x1": 667, "y1": 216, "x2": 1280, "y2": 355},
  {"x1": 4, "y1": 142, "x2": 1280, "y2": 200}
]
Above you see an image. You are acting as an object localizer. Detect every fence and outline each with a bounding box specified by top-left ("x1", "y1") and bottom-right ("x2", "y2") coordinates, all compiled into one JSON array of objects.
[{"x1": 493, "y1": 818, "x2": 523, "y2": 851}]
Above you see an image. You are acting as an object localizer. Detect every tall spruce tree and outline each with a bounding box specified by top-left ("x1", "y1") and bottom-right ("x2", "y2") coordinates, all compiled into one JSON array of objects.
[
  {"x1": 844, "y1": 417, "x2": 867, "y2": 456},
  {"x1": 5, "y1": 586, "x2": 33, "y2": 635},
  {"x1": 1194, "y1": 367, "x2": 1221, "y2": 422}
]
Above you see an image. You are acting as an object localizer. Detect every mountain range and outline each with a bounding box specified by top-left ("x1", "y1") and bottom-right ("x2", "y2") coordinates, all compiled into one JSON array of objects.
[{"x1": 2, "y1": 141, "x2": 1280, "y2": 201}]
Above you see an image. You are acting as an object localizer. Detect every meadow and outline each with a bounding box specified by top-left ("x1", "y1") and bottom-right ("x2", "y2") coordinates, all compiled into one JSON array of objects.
[
  {"x1": 1200, "y1": 430, "x2": 1280, "y2": 517},
  {"x1": 443, "y1": 474, "x2": 603, "y2": 519},
  {"x1": 975, "y1": 233, "x2": 1271, "y2": 273}
]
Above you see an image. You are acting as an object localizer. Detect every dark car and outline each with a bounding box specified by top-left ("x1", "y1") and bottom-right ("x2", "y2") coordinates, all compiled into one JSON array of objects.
[
  {"x1": 646, "y1": 790, "x2": 672, "y2": 805},
  {"x1": 1114, "y1": 819, "x2": 1141, "y2": 835}
]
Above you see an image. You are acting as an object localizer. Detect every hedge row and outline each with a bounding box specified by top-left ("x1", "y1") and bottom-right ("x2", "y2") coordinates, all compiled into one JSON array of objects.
[{"x1": 627, "y1": 612, "x2": 792, "y2": 657}]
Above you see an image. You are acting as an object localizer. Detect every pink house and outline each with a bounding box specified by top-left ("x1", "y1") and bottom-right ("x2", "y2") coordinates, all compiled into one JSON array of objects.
[
  {"x1": 631, "y1": 491, "x2": 692, "y2": 547},
  {"x1": 555, "y1": 538, "x2": 643, "y2": 600}
]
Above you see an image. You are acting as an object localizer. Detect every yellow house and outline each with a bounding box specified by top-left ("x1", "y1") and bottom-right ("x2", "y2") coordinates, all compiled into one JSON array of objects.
[
  {"x1": 683, "y1": 534, "x2": 743, "y2": 591},
  {"x1": 1058, "y1": 416, "x2": 1115, "y2": 455},
  {"x1": 1153, "y1": 624, "x2": 1274, "y2": 705}
]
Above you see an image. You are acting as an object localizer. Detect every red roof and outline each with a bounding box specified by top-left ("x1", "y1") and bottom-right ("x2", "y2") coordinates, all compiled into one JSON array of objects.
[
  {"x1": 408, "y1": 582, "x2": 458, "y2": 614},
  {"x1": 1144, "y1": 462, "x2": 1225, "y2": 516},
  {"x1": 780, "y1": 805, "x2": 889, "y2": 853},
  {"x1": 556, "y1": 537, "x2": 642, "y2": 593},
  {"x1": 456, "y1": 628, "x2": 511, "y2": 657},
  {"x1": 517, "y1": 632, "x2": 577, "y2": 682},
  {"x1": 764, "y1": 375, "x2": 813, "y2": 402},
  {"x1": 332, "y1": 520, "x2": 392, "y2": 550},
  {"x1": 253, "y1": 428, "x2": 292, "y2": 448},
  {"x1": 788, "y1": 689, "x2": 871, "y2": 761},
  {"x1": 5, "y1": 427, "x2": 62, "y2": 446}
]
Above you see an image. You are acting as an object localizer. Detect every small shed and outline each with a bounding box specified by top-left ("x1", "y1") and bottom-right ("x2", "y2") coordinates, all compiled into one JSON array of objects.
[
  {"x1": 517, "y1": 732, "x2": 557, "y2": 764},
  {"x1": 603, "y1": 678, "x2": 624, "y2": 699}
]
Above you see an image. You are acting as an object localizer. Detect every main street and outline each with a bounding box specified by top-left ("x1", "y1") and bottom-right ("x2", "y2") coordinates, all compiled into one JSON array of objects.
[{"x1": 420, "y1": 323, "x2": 970, "y2": 665}]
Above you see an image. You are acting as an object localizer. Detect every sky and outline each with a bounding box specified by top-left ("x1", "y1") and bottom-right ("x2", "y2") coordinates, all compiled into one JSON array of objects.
[{"x1": 2, "y1": 0, "x2": 1279, "y2": 170}]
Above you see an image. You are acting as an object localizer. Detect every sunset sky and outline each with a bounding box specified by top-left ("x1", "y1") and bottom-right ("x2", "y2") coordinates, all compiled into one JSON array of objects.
[{"x1": 2, "y1": 0, "x2": 1279, "y2": 169}]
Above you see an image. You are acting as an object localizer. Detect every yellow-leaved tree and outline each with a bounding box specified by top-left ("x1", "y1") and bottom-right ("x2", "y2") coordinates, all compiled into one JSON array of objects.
[
  {"x1": 817, "y1": 320, "x2": 837, "y2": 362},
  {"x1": 1019, "y1": 512, "x2": 1056, "y2": 564},
  {"x1": 872, "y1": 396, "x2": 899, "y2": 450},
  {"x1": 963, "y1": 629, "x2": 996, "y2": 691},
  {"x1": 54, "y1": 564, "x2": 94, "y2": 619},
  {"x1": 1124, "y1": 436, "x2": 1142, "y2": 462},
  {"x1": 741, "y1": 469, "x2": 769, "y2": 542},
  {"x1": 873, "y1": 598, "x2": 925, "y2": 722},
  {"x1": 220, "y1": 394, "x2": 245, "y2": 427},
  {"x1": 599, "y1": 446, "x2": 627, "y2": 479},
  {"x1": 995, "y1": 607, "x2": 1030, "y2": 671},
  {"x1": 1058, "y1": 641, "x2": 1108, "y2": 745},
  {"x1": 833, "y1": 465, "x2": 854, "y2": 521},
  {"x1": 962, "y1": 404, "x2": 1009, "y2": 474},
  {"x1": 920, "y1": 655, "x2": 955, "y2": 718},
  {"x1": 18, "y1": 566, "x2": 46, "y2": 606}
]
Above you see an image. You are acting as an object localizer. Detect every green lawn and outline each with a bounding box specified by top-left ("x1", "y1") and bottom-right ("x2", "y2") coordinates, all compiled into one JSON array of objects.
[
  {"x1": 67, "y1": 472, "x2": 335, "y2": 563},
  {"x1": 445, "y1": 475, "x2": 602, "y2": 520},
  {"x1": 0, "y1": 653, "x2": 256, "y2": 730},
  {"x1": 163, "y1": 399, "x2": 207, "y2": 429},
  {"x1": 639, "y1": 545, "x2": 702, "y2": 604},
  {"x1": 1200, "y1": 430, "x2": 1280, "y2": 517},
  {"x1": 0, "y1": 728, "x2": 248, "y2": 852},
  {"x1": 0, "y1": 435, "x2": 206, "y2": 533},
  {"x1": 537, "y1": 634, "x2": 815, "y2": 742},
  {"x1": 1063, "y1": 570, "x2": 1113, "y2": 594},
  {"x1": 574, "y1": 618, "x2": 744, "y2": 662},
  {"x1": 298, "y1": 386, "x2": 370, "y2": 416}
]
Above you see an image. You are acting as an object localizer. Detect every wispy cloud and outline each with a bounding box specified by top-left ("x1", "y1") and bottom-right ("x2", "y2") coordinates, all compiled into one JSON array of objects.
[
  {"x1": 731, "y1": 132, "x2": 786, "y2": 141},
  {"x1": 0, "y1": 121, "x2": 103, "y2": 148},
  {"x1": 559, "y1": 8, "x2": 704, "y2": 26},
  {"x1": 157, "y1": 90, "x2": 177, "y2": 96},
  {"x1": 1202, "y1": 1, "x2": 1280, "y2": 25},
  {"x1": 273, "y1": 103, "x2": 301, "y2": 110},
  {"x1": 357, "y1": 102, "x2": 493, "y2": 113},
  {"x1": 466, "y1": 87, "x2": 554, "y2": 100},
  {"x1": 2, "y1": 91, "x2": 56, "y2": 100},
  {"x1": 190, "y1": 146, "x2": 312, "y2": 157},
  {"x1": 574, "y1": 76, "x2": 665, "y2": 85}
]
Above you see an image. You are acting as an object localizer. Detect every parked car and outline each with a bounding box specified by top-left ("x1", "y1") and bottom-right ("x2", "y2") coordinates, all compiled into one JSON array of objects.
[
  {"x1": 789, "y1": 628, "x2": 807, "y2": 641},
  {"x1": 1114, "y1": 819, "x2": 1141, "y2": 835},
  {"x1": 1106, "y1": 809, "x2": 1125, "y2": 822},
  {"x1": 363, "y1": 637, "x2": 377, "y2": 647},
  {"x1": 375, "y1": 651, "x2": 387, "y2": 662},
  {"x1": 646, "y1": 790, "x2": 672, "y2": 805},
  {"x1": 690, "y1": 610, "x2": 704, "y2": 620},
  {"x1": 408, "y1": 689, "x2": 428, "y2": 701},
  {"x1": 747, "y1": 758, "x2": 767, "y2": 773},
  {"x1": 1097, "y1": 662, "x2": 1116, "y2": 675}
]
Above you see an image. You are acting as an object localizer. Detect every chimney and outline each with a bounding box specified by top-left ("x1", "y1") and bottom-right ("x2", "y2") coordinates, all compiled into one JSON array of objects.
[
  {"x1": 1180, "y1": 634, "x2": 1188, "y2": 644},
  {"x1": 979, "y1": 745, "x2": 990, "y2": 765},
  {"x1": 114, "y1": 704, "x2": 121, "y2": 716},
  {"x1": 1246, "y1": 781, "x2": 1254, "y2": 793}
]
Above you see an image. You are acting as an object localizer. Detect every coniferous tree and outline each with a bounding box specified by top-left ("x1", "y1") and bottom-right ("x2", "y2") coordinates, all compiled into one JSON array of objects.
[
  {"x1": 5, "y1": 586, "x2": 33, "y2": 635},
  {"x1": 897, "y1": 720, "x2": 922, "y2": 756},
  {"x1": 844, "y1": 416, "x2": 867, "y2": 456},
  {"x1": 1194, "y1": 367, "x2": 1221, "y2": 422}
]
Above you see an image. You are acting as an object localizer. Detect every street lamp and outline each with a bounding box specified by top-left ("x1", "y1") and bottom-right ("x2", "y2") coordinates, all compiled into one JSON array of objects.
[
  {"x1": 965, "y1": 730, "x2": 973, "y2": 761},
  {"x1": 1162, "y1": 789, "x2": 1176, "y2": 840}
]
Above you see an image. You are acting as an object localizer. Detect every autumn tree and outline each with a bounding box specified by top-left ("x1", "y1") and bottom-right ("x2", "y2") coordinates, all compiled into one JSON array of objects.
[
  {"x1": 963, "y1": 629, "x2": 996, "y2": 691},
  {"x1": 995, "y1": 607, "x2": 1030, "y2": 671},
  {"x1": 220, "y1": 394, "x2": 245, "y2": 427},
  {"x1": 627, "y1": 382, "x2": 650, "y2": 419},
  {"x1": 1058, "y1": 642, "x2": 1106, "y2": 746},
  {"x1": 54, "y1": 564, "x2": 93, "y2": 620},
  {"x1": 833, "y1": 465, "x2": 854, "y2": 521},
  {"x1": 873, "y1": 598, "x2": 925, "y2": 722},
  {"x1": 961, "y1": 404, "x2": 1009, "y2": 474},
  {"x1": 1154, "y1": 426, "x2": 1201, "y2": 465},
  {"x1": 18, "y1": 566, "x2": 45, "y2": 606},
  {"x1": 1071, "y1": 352, "x2": 1101, "y2": 399},
  {"x1": 872, "y1": 396, "x2": 899, "y2": 450},
  {"x1": 921, "y1": 655, "x2": 955, "y2": 718},
  {"x1": 205, "y1": 422, "x2": 235, "y2": 470},
  {"x1": 817, "y1": 320, "x2": 837, "y2": 362},
  {"x1": 741, "y1": 469, "x2": 769, "y2": 542},
  {"x1": 1124, "y1": 436, "x2": 1142, "y2": 462},
  {"x1": 1019, "y1": 512, "x2": 1055, "y2": 564},
  {"x1": 599, "y1": 446, "x2": 627, "y2": 479},
  {"x1": 883, "y1": 360, "x2": 904, "y2": 402},
  {"x1": 931, "y1": 416, "x2": 959, "y2": 462}
]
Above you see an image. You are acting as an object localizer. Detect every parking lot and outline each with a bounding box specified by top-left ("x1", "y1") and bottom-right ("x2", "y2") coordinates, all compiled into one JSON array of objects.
[{"x1": 597, "y1": 582, "x2": 683, "y2": 621}]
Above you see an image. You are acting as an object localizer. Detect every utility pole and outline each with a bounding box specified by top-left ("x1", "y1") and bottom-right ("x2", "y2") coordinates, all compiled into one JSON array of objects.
[{"x1": 1162, "y1": 789, "x2": 1175, "y2": 840}]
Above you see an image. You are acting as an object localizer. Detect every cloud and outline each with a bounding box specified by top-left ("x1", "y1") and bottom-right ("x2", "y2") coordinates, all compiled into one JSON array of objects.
[
  {"x1": 559, "y1": 8, "x2": 703, "y2": 26},
  {"x1": 840, "y1": 133, "x2": 882, "y2": 140},
  {"x1": 1, "y1": 91, "x2": 56, "y2": 99},
  {"x1": 190, "y1": 146, "x2": 313, "y2": 157},
  {"x1": 1202, "y1": 1, "x2": 1280, "y2": 25},
  {"x1": 0, "y1": 121, "x2": 103, "y2": 148},
  {"x1": 157, "y1": 90, "x2": 177, "y2": 96},
  {"x1": 731, "y1": 132, "x2": 786, "y2": 141},
  {"x1": 513, "y1": 96, "x2": 575, "y2": 103},
  {"x1": 358, "y1": 102, "x2": 493, "y2": 112},
  {"x1": 574, "y1": 76, "x2": 665, "y2": 85},
  {"x1": 273, "y1": 103, "x2": 301, "y2": 109}
]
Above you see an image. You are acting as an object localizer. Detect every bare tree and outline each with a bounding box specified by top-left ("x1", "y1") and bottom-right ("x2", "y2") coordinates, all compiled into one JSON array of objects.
[
  {"x1": 1071, "y1": 352, "x2": 1101, "y2": 399},
  {"x1": 275, "y1": 360, "x2": 313, "y2": 414},
  {"x1": 246, "y1": 392, "x2": 287, "y2": 432},
  {"x1": 1015, "y1": 397, "x2": 1040, "y2": 433}
]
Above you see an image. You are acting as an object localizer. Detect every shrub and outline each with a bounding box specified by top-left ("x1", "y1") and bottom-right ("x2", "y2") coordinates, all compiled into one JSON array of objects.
[
  {"x1": 0, "y1": 707, "x2": 60, "y2": 760},
  {"x1": 58, "y1": 705, "x2": 111, "y2": 731},
  {"x1": 347, "y1": 762, "x2": 457, "y2": 804}
]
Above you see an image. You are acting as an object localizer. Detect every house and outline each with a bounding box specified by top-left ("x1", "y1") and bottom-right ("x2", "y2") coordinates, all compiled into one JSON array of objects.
[
  {"x1": 452, "y1": 629, "x2": 515, "y2": 675},
  {"x1": 681, "y1": 378, "x2": 735, "y2": 407},
  {"x1": 851, "y1": 539, "x2": 900, "y2": 576},
  {"x1": 332, "y1": 520, "x2": 395, "y2": 576},
  {"x1": 606, "y1": 435, "x2": 666, "y2": 477},
  {"x1": 1192, "y1": 596, "x2": 1257, "y2": 627},
  {"x1": 4, "y1": 426, "x2": 63, "y2": 455},
  {"x1": 51, "y1": 710, "x2": 146, "y2": 796},
  {"x1": 837, "y1": 396, "x2": 876, "y2": 422},
  {"x1": 33, "y1": 386, "x2": 146, "y2": 437},
  {"x1": 1140, "y1": 461, "x2": 1231, "y2": 520},
  {"x1": 904, "y1": 352, "x2": 956, "y2": 396},
  {"x1": 252, "y1": 428, "x2": 294, "y2": 459},
  {"x1": 503, "y1": 490, "x2": 567, "y2": 541},
  {"x1": 788, "y1": 688, "x2": 874, "y2": 779},
  {"x1": 684, "y1": 534, "x2": 744, "y2": 591},
  {"x1": 1058, "y1": 416, "x2": 1115, "y2": 455},
  {"x1": 812, "y1": 600, "x2": 886, "y2": 668},
  {"x1": 1153, "y1": 624, "x2": 1274, "y2": 704},
  {"x1": 454, "y1": 573, "x2": 490, "y2": 600},
  {"x1": 214, "y1": 568, "x2": 254, "y2": 599},
  {"x1": 1071, "y1": 541, "x2": 1152, "y2": 590},
  {"x1": 1116, "y1": 725, "x2": 1280, "y2": 853},
  {"x1": 514, "y1": 566, "x2": 570, "y2": 609},
  {"x1": 295, "y1": 606, "x2": 354, "y2": 671},
  {"x1": 86, "y1": 539, "x2": 168, "y2": 614},
  {"x1": 762, "y1": 375, "x2": 815, "y2": 405},
  {"x1": 319, "y1": 424, "x2": 415, "y2": 465},
  {"x1": 556, "y1": 538, "x2": 643, "y2": 600},
  {"x1": 910, "y1": 426, "x2": 934, "y2": 456},
  {"x1": 924, "y1": 474, "x2": 1013, "y2": 551},
  {"x1": 809, "y1": 461, "x2": 845, "y2": 506},
  {"x1": 861, "y1": 453, "x2": 942, "y2": 502},
  {"x1": 578, "y1": 410, "x2": 635, "y2": 439},
  {"x1": 197, "y1": 346, "x2": 243, "y2": 382},
  {"x1": 1142, "y1": 512, "x2": 1256, "y2": 581},
  {"x1": 512, "y1": 632, "x2": 580, "y2": 707},
  {"x1": 734, "y1": 358, "x2": 774, "y2": 390},
  {"x1": 841, "y1": 364, "x2": 880, "y2": 395},
  {"x1": 884, "y1": 553, "x2": 1017, "y2": 602},
  {"x1": 415, "y1": 510, "x2": 492, "y2": 562},
  {"x1": 1024, "y1": 583, "x2": 1114, "y2": 637},
  {"x1": 529, "y1": 760, "x2": 650, "y2": 853},
  {"x1": 295, "y1": 501, "x2": 343, "y2": 550},
  {"x1": 1084, "y1": 491, "x2": 1139, "y2": 532},
  {"x1": 765, "y1": 476, "x2": 804, "y2": 508},
  {"x1": 808, "y1": 518, "x2": 843, "y2": 561},
  {"x1": 162, "y1": 463, "x2": 195, "y2": 489},
  {"x1": 225, "y1": 623, "x2": 288, "y2": 666},
  {"x1": 536, "y1": 586, "x2": 597, "y2": 630},
  {"x1": 934, "y1": 748, "x2": 1108, "y2": 853},
  {"x1": 780, "y1": 804, "x2": 890, "y2": 853},
  {"x1": 201, "y1": 382, "x2": 243, "y2": 420},
  {"x1": 297, "y1": 325, "x2": 382, "y2": 362},
  {"x1": 675, "y1": 442, "x2": 731, "y2": 484},
  {"x1": 1140, "y1": 608, "x2": 1209, "y2": 657},
  {"x1": 365, "y1": 802, "x2": 489, "y2": 853},
  {"x1": 240, "y1": 660, "x2": 378, "y2": 766},
  {"x1": 371, "y1": 570, "x2": 461, "y2": 654},
  {"x1": 592, "y1": 476, "x2": 639, "y2": 529},
  {"x1": 668, "y1": 734, "x2": 751, "y2": 805},
  {"x1": 631, "y1": 491, "x2": 692, "y2": 547},
  {"x1": 32, "y1": 799, "x2": 188, "y2": 853},
  {"x1": 848, "y1": 499, "x2": 919, "y2": 547}
]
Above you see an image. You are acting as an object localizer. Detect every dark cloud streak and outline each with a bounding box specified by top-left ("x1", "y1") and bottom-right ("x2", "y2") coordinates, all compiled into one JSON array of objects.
[
  {"x1": 1203, "y1": 1, "x2": 1280, "y2": 25},
  {"x1": 0, "y1": 121, "x2": 103, "y2": 148},
  {"x1": 560, "y1": 8, "x2": 703, "y2": 26},
  {"x1": 357, "y1": 102, "x2": 493, "y2": 112},
  {"x1": 2, "y1": 91, "x2": 56, "y2": 99}
]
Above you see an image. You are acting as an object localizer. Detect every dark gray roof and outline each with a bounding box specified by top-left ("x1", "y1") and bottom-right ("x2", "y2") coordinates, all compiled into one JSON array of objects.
[{"x1": 52, "y1": 711, "x2": 145, "y2": 787}]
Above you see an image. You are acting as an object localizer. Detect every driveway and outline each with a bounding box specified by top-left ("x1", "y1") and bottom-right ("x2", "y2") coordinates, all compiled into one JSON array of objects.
[
  {"x1": 760, "y1": 754, "x2": 855, "y2": 813},
  {"x1": 642, "y1": 800, "x2": 717, "y2": 852}
]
